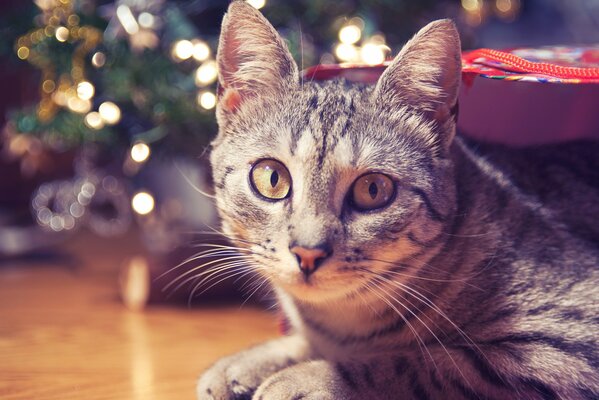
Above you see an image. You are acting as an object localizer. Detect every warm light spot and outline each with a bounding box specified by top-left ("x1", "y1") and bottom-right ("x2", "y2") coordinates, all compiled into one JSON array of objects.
[
  {"x1": 138, "y1": 12, "x2": 155, "y2": 29},
  {"x1": 17, "y1": 46, "x2": 30, "y2": 59},
  {"x1": 130, "y1": 142, "x2": 151, "y2": 163},
  {"x1": 335, "y1": 43, "x2": 358, "y2": 62},
  {"x1": 192, "y1": 41, "x2": 210, "y2": 62},
  {"x1": 67, "y1": 14, "x2": 80, "y2": 26},
  {"x1": 55, "y1": 26, "x2": 69, "y2": 42},
  {"x1": 495, "y1": 0, "x2": 520, "y2": 20},
  {"x1": 462, "y1": 0, "x2": 482, "y2": 11},
  {"x1": 42, "y1": 80, "x2": 55, "y2": 93},
  {"x1": 92, "y1": 52, "x2": 106, "y2": 68},
  {"x1": 120, "y1": 256, "x2": 150, "y2": 311},
  {"x1": 131, "y1": 191, "x2": 155, "y2": 215},
  {"x1": 197, "y1": 91, "x2": 216, "y2": 110},
  {"x1": 84, "y1": 111, "x2": 104, "y2": 129},
  {"x1": 339, "y1": 25, "x2": 361, "y2": 45},
  {"x1": 76, "y1": 81, "x2": 95, "y2": 100},
  {"x1": 360, "y1": 43, "x2": 386, "y2": 65},
  {"x1": 172, "y1": 40, "x2": 194, "y2": 61},
  {"x1": 247, "y1": 0, "x2": 266, "y2": 9},
  {"x1": 67, "y1": 97, "x2": 92, "y2": 114},
  {"x1": 195, "y1": 60, "x2": 218, "y2": 86},
  {"x1": 98, "y1": 101, "x2": 121, "y2": 125},
  {"x1": 117, "y1": 5, "x2": 139, "y2": 35}
]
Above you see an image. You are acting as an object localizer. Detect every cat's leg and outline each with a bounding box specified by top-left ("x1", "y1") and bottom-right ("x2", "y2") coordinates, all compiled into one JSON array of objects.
[
  {"x1": 197, "y1": 334, "x2": 309, "y2": 400},
  {"x1": 251, "y1": 360, "x2": 356, "y2": 400}
]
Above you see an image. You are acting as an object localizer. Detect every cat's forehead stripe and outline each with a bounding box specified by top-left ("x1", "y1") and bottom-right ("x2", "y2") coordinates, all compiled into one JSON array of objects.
[{"x1": 290, "y1": 81, "x2": 362, "y2": 167}]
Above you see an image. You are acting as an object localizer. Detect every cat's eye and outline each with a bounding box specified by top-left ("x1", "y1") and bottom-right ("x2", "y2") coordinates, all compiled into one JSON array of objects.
[
  {"x1": 250, "y1": 159, "x2": 292, "y2": 200},
  {"x1": 351, "y1": 173, "x2": 395, "y2": 211}
]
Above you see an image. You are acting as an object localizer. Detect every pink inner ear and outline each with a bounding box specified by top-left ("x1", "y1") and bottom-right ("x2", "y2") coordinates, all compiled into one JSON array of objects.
[{"x1": 221, "y1": 89, "x2": 243, "y2": 113}]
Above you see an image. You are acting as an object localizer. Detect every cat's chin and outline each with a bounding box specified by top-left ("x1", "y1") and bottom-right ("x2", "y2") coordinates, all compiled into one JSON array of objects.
[{"x1": 276, "y1": 279, "x2": 358, "y2": 304}]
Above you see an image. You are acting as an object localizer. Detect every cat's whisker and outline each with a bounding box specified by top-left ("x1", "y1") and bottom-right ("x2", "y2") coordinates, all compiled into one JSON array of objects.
[
  {"x1": 362, "y1": 283, "x2": 435, "y2": 371},
  {"x1": 175, "y1": 162, "x2": 217, "y2": 200},
  {"x1": 364, "y1": 256, "x2": 484, "y2": 290},
  {"x1": 371, "y1": 275, "x2": 475, "y2": 391},
  {"x1": 189, "y1": 265, "x2": 264, "y2": 306},
  {"x1": 240, "y1": 274, "x2": 272, "y2": 308},
  {"x1": 382, "y1": 276, "x2": 512, "y2": 389},
  {"x1": 167, "y1": 262, "x2": 251, "y2": 297},
  {"x1": 182, "y1": 262, "x2": 257, "y2": 299},
  {"x1": 164, "y1": 255, "x2": 256, "y2": 292},
  {"x1": 155, "y1": 248, "x2": 250, "y2": 282}
]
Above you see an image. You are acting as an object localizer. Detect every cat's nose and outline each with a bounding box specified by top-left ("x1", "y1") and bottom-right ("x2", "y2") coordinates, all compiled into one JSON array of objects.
[{"x1": 290, "y1": 245, "x2": 331, "y2": 278}]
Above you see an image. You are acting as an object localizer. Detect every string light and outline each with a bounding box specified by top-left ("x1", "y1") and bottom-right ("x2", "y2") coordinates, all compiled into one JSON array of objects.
[
  {"x1": 495, "y1": 0, "x2": 520, "y2": 21},
  {"x1": 91, "y1": 52, "x2": 106, "y2": 68},
  {"x1": 76, "y1": 81, "x2": 94, "y2": 100},
  {"x1": 131, "y1": 191, "x2": 155, "y2": 215},
  {"x1": 55, "y1": 26, "x2": 69, "y2": 42},
  {"x1": 84, "y1": 111, "x2": 104, "y2": 129},
  {"x1": 98, "y1": 101, "x2": 121, "y2": 125},
  {"x1": 67, "y1": 97, "x2": 91, "y2": 114},
  {"x1": 116, "y1": 5, "x2": 139, "y2": 35},
  {"x1": 335, "y1": 43, "x2": 359, "y2": 62},
  {"x1": 339, "y1": 24, "x2": 361, "y2": 45},
  {"x1": 17, "y1": 47, "x2": 30, "y2": 60},
  {"x1": 172, "y1": 40, "x2": 194, "y2": 61},
  {"x1": 461, "y1": 0, "x2": 482, "y2": 12},
  {"x1": 197, "y1": 91, "x2": 216, "y2": 110},
  {"x1": 195, "y1": 60, "x2": 218, "y2": 86},
  {"x1": 42, "y1": 80, "x2": 55, "y2": 93},
  {"x1": 130, "y1": 142, "x2": 151, "y2": 163},
  {"x1": 192, "y1": 40, "x2": 210, "y2": 62},
  {"x1": 360, "y1": 43, "x2": 387, "y2": 65},
  {"x1": 247, "y1": 0, "x2": 266, "y2": 9},
  {"x1": 138, "y1": 12, "x2": 155, "y2": 29}
]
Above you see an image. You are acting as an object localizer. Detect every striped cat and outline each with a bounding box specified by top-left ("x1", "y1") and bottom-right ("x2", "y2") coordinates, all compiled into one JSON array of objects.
[{"x1": 197, "y1": 2, "x2": 599, "y2": 399}]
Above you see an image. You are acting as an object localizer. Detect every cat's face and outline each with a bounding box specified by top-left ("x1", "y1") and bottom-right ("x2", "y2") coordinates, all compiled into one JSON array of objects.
[{"x1": 211, "y1": 2, "x2": 461, "y2": 304}]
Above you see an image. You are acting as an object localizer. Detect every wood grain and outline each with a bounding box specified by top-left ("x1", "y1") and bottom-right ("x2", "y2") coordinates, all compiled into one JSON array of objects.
[{"x1": 0, "y1": 234, "x2": 279, "y2": 400}]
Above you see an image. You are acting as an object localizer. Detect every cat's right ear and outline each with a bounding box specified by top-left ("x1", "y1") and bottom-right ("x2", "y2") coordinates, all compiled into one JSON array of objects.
[{"x1": 216, "y1": 1, "x2": 299, "y2": 124}]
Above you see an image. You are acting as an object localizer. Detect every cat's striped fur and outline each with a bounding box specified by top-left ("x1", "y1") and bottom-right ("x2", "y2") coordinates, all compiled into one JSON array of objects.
[{"x1": 197, "y1": 2, "x2": 599, "y2": 399}]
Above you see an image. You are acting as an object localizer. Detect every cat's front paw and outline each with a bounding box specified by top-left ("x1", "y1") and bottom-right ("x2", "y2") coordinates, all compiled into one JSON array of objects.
[
  {"x1": 252, "y1": 360, "x2": 353, "y2": 400},
  {"x1": 197, "y1": 336, "x2": 308, "y2": 400},
  {"x1": 197, "y1": 353, "x2": 262, "y2": 400}
]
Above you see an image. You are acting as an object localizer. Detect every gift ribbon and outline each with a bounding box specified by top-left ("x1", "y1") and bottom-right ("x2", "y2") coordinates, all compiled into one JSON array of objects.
[{"x1": 462, "y1": 48, "x2": 599, "y2": 80}]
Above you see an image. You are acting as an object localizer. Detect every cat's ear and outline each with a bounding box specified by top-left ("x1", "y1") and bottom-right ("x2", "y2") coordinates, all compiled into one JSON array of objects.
[
  {"x1": 216, "y1": 1, "x2": 299, "y2": 121},
  {"x1": 374, "y1": 19, "x2": 461, "y2": 151}
]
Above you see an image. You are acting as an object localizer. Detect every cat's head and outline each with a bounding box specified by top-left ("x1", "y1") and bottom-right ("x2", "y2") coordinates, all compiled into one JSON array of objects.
[{"x1": 210, "y1": 1, "x2": 461, "y2": 304}]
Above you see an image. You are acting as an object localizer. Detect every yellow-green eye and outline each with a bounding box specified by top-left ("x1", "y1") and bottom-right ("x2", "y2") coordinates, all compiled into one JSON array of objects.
[
  {"x1": 250, "y1": 159, "x2": 291, "y2": 200},
  {"x1": 351, "y1": 173, "x2": 394, "y2": 211}
]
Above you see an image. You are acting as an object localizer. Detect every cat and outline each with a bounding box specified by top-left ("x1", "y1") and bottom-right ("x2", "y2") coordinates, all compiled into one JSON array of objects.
[{"x1": 196, "y1": 1, "x2": 599, "y2": 399}]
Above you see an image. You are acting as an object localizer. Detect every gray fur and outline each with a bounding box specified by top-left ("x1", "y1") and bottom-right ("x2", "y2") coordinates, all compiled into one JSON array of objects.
[{"x1": 198, "y1": 2, "x2": 599, "y2": 399}]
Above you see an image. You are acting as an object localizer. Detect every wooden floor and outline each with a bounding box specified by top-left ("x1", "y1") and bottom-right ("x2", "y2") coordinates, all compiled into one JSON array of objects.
[{"x1": 0, "y1": 232, "x2": 279, "y2": 400}]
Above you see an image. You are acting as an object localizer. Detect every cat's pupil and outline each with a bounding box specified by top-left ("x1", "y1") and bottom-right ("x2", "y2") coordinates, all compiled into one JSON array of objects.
[
  {"x1": 368, "y1": 182, "x2": 378, "y2": 199},
  {"x1": 270, "y1": 170, "x2": 279, "y2": 188}
]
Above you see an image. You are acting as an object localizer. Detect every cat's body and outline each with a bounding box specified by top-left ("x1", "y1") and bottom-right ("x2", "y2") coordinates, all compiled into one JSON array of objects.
[{"x1": 197, "y1": 2, "x2": 599, "y2": 399}]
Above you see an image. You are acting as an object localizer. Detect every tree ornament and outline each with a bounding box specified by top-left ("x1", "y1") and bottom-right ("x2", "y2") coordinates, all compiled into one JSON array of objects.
[{"x1": 15, "y1": 0, "x2": 102, "y2": 122}]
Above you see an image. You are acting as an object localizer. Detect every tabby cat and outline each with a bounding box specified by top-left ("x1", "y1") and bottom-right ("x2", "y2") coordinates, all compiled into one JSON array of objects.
[{"x1": 196, "y1": 2, "x2": 599, "y2": 399}]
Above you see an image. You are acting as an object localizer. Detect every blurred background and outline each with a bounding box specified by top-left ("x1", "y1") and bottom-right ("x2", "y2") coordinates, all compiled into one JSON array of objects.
[
  {"x1": 0, "y1": 1, "x2": 598, "y2": 399},
  {"x1": 1, "y1": 0, "x2": 598, "y2": 307}
]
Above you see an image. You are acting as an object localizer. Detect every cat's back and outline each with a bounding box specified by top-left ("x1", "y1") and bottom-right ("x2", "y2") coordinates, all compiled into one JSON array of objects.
[{"x1": 460, "y1": 137, "x2": 599, "y2": 246}]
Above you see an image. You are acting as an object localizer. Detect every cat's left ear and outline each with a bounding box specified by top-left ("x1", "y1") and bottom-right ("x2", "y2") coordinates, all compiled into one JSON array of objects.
[
  {"x1": 216, "y1": 1, "x2": 299, "y2": 123},
  {"x1": 374, "y1": 19, "x2": 461, "y2": 152}
]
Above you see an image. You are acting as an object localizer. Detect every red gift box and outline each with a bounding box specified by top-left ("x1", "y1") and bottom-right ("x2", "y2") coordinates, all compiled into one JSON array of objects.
[{"x1": 303, "y1": 46, "x2": 599, "y2": 146}]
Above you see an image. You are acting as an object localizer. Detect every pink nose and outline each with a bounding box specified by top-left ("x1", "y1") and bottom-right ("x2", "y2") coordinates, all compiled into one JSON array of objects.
[{"x1": 290, "y1": 246, "x2": 330, "y2": 278}]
